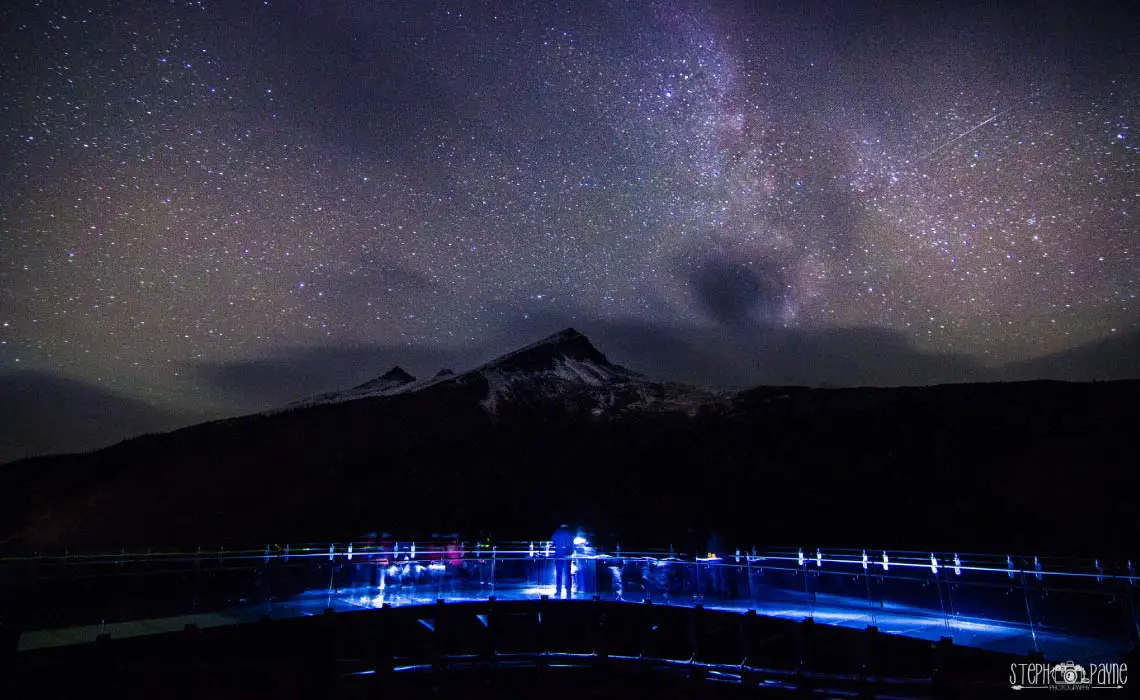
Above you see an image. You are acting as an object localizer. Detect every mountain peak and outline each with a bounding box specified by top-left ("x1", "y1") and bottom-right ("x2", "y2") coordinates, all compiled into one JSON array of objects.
[
  {"x1": 482, "y1": 328, "x2": 614, "y2": 375},
  {"x1": 351, "y1": 366, "x2": 415, "y2": 392},
  {"x1": 379, "y1": 366, "x2": 415, "y2": 382},
  {"x1": 544, "y1": 327, "x2": 585, "y2": 343}
]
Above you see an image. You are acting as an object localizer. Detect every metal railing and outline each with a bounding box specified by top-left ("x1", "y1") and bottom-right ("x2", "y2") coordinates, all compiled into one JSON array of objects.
[{"x1": 3, "y1": 541, "x2": 1137, "y2": 662}]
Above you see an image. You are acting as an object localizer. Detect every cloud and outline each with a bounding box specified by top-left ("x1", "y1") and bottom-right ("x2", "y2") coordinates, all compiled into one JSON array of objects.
[
  {"x1": 1001, "y1": 328, "x2": 1140, "y2": 382},
  {"x1": 190, "y1": 342, "x2": 496, "y2": 412},
  {"x1": 689, "y1": 258, "x2": 788, "y2": 327},
  {"x1": 0, "y1": 371, "x2": 191, "y2": 465}
]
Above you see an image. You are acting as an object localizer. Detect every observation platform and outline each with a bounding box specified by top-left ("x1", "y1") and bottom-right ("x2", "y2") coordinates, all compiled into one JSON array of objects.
[{"x1": 3, "y1": 543, "x2": 1137, "y2": 697}]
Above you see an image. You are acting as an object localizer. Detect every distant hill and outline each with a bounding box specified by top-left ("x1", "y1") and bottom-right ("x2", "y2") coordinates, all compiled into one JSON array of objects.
[
  {"x1": 0, "y1": 371, "x2": 192, "y2": 465},
  {"x1": 1001, "y1": 329, "x2": 1140, "y2": 383},
  {"x1": 1, "y1": 330, "x2": 1136, "y2": 557}
]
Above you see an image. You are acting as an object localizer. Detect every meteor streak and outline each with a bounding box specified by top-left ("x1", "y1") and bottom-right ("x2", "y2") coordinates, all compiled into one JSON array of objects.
[{"x1": 921, "y1": 107, "x2": 1015, "y2": 161}]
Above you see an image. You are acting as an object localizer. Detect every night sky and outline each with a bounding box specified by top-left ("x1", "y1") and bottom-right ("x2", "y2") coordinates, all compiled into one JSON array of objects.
[{"x1": 1, "y1": 1, "x2": 1138, "y2": 461}]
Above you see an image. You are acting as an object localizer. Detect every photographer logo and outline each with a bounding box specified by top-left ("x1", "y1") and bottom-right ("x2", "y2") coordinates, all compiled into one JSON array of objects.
[{"x1": 1010, "y1": 662, "x2": 1127, "y2": 691}]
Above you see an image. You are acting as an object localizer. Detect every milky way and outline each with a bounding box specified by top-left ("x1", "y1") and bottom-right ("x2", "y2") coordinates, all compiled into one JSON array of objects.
[{"x1": 0, "y1": 1, "x2": 1137, "y2": 421}]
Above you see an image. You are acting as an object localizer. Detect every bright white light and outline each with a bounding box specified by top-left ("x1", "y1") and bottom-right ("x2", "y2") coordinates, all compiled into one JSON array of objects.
[
  {"x1": 347, "y1": 543, "x2": 353, "y2": 561},
  {"x1": 930, "y1": 554, "x2": 938, "y2": 575},
  {"x1": 798, "y1": 549, "x2": 804, "y2": 566},
  {"x1": 953, "y1": 554, "x2": 961, "y2": 576},
  {"x1": 862, "y1": 550, "x2": 868, "y2": 571},
  {"x1": 816, "y1": 549, "x2": 822, "y2": 567},
  {"x1": 573, "y1": 536, "x2": 586, "y2": 546},
  {"x1": 881, "y1": 552, "x2": 889, "y2": 571}
]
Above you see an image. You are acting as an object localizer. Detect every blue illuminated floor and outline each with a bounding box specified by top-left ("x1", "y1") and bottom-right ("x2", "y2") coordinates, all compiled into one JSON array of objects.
[{"x1": 19, "y1": 578, "x2": 1127, "y2": 662}]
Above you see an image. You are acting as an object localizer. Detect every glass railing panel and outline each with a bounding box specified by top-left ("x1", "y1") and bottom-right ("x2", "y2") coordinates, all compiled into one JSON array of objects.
[
  {"x1": 865, "y1": 552, "x2": 953, "y2": 643},
  {"x1": 939, "y1": 555, "x2": 1038, "y2": 657},
  {"x1": 806, "y1": 565, "x2": 877, "y2": 632},
  {"x1": 743, "y1": 554, "x2": 821, "y2": 626},
  {"x1": 1024, "y1": 567, "x2": 1136, "y2": 663}
]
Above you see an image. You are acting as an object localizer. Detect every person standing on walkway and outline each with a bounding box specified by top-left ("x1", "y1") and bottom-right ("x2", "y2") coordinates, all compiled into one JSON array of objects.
[{"x1": 551, "y1": 524, "x2": 576, "y2": 599}]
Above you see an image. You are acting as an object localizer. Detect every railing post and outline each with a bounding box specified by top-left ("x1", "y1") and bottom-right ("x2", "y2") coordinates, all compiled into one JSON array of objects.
[
  {"x1": 1019, "y1": 566, "x2": 1040, "y2": 655},
  {"x1": 802, "y1": 549, "x2": 812, "y2": 618},
  {"x1": 746, "y1": 550, "x2": 755, "y2": 606},
  {"x1": 694, "y1": 556, "x2": 703, "y2": 604},
  {"x1": 863, "y1": 557, "x2": 878, "y2": 629},
  {"x1": 490, "y1": 545, "x2": 497, "y2": 596},
  {"x1": 933, "y1": 555, "x2": 953, "y2": 642}
]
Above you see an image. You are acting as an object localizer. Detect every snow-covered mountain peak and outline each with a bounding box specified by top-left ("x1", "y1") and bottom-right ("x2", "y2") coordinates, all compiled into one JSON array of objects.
[
  {"x1": 283, "y1": 329, "x2": 721, "y2": 416},
  {"x1": 479, "y1": 327, "x2": 630, "y2": 378},
  {"x1": 283, "y1": 365, "x2": 416, "y2": 408}
]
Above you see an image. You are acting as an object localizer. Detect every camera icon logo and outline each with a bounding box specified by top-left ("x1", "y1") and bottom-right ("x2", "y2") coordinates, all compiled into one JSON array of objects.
[{"x1": 1052, "y1": 662, "x2": 1091, "y2": 685}]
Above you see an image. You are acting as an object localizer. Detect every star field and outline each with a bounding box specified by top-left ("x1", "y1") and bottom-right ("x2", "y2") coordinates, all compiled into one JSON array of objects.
[{"x1": 0, "y1": 0, "x2": 1137, "y2": 421}]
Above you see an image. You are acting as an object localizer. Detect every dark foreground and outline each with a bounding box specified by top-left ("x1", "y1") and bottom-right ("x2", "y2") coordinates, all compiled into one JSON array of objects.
[{"x1": 7, "y1": 598, "x2": 1058, "y2": 699}]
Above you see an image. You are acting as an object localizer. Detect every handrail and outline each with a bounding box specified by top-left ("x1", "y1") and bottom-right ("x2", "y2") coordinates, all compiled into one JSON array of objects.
[{"x1": 2, "y1": 542, "x2": 1137, "y2": 585}]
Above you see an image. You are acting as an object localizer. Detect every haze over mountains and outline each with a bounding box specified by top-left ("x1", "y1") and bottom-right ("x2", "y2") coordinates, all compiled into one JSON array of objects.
[{"x1": 1, "y1": 329, "x2": 1136, "y2": 557}]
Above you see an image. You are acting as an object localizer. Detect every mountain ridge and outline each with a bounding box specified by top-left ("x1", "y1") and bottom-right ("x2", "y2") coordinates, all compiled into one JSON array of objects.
[
  {"x1": 287, "y1": 328, "x2": 701, "y2": 413},
  {"x1": 1, "y1": 331, "x2": 1137, "y2": 557}
]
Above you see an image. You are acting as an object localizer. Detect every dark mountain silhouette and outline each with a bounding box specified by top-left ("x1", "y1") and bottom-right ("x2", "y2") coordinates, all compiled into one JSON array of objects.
[{"x1": 1, "y1": 330, "x2": 1136, "y2": 558}]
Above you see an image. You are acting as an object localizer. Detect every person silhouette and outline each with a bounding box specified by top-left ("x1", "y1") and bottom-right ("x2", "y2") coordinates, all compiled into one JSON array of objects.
[{"x1": 551, "y1": 524, "x2": 576, "y2": 598}]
